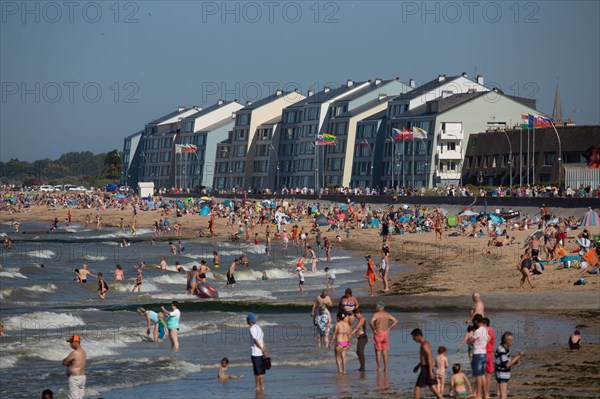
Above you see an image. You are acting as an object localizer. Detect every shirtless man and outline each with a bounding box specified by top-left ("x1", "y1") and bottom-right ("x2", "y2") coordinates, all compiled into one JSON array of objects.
[
  {"x1": 159, "y1": 257, "x2": 167, "y2": 271},
  {"x1": 411, "y1": 329, "x2": 443, "y2": 399},
  {"x1": 528, "y1": 236, "x2": 543, "y2": 261},
  {"x1": 78, "y1": 264, "x2": 95, "y2": 283},
  {"x1": 222, "y1": 258, "x2": 238, "y2": 288},
  {"x1": 466, "y1": 293, "x2": 485, "y2": 325},
  {"x1": 62, "y1": 335, "x2": 87, "y2": 399},
  {"x1": 311, "y1": 289, "x2": 333, "y2": 325},
  {"x1": 369, "y1": 302, "x2": 398, "y2": 372}
]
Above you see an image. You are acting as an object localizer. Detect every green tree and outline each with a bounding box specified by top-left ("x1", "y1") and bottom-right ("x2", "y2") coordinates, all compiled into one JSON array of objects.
[{"x1": 103, "y1": 150, "x2": 121, "y2": 179}]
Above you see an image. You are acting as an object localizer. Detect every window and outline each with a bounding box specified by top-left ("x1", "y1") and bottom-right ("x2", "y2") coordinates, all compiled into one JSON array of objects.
[
  {"x1": 471, "y1": 138, "x2": 477, "y2": 146},
  {"x1": 446, "y1": 142, "x2": 456, "y2": 151},
  {"x1": 161, "y1": 152, "x2": 171, "y2": 162},
  {"x1": 235, "y1": 145, "x2": 246, "y2": 157},
  {"x1": 237, "y1": 113, "x2": 250, "y2": 126},
  {"x1": 182, "y1": 121, "x2": 194, "y2": 132},
  {"x1": 331, "y1": 104, "x2": 348, "y2": 116},
  {"x1": 235, "y1": 130, "x2": 247, "y2": 141},
  {"x1": 305, "y1": 107, "x2": 320, "y2": 121},
  {"x1": 544, "y1": 152, "x2": 556, "y2": 166}
]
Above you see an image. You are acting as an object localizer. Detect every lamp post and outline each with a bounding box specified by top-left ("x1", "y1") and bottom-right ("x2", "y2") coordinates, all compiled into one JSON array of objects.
[
  {"x1": 363, "y1": 138, "x2": 374, "y2": 188},
  {"x1": 501, "y1": 130, "x2": 513, "y2": 190},
  {"x1": 548, "y1": 121, "x2": 563, "y2": 188},
  {"x1": 139, "y1": 152, "x2": 149, "y2": 181},
  {"x1": 269, "y1": 144, "x2": 280, "y2": 193}
]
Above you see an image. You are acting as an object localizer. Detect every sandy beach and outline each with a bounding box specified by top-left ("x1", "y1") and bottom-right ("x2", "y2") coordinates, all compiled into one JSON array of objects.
[{"x1": 2, "y1": 198, "x2": 599, "y2": 397}]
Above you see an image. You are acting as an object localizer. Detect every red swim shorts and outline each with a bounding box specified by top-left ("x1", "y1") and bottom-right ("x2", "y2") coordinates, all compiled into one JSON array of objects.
[{"x1": 373, "y1": 332, "x2": 389, "y2": 351}]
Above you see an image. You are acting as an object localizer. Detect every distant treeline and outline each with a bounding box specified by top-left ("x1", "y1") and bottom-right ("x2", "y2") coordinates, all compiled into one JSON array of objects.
[{"x1": 0, "y1": 150, "x2": 122, "y2": 187}]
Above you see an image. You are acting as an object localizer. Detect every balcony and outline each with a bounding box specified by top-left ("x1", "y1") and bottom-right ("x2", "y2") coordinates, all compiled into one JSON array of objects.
[
  {"x1": 439, "y1": 130, "x2": 464, "y2": 140},
  {"x1": 438, "y1": 171, "x2": 461, "y2": 180},
  {"x1": 437, "y1": 149, "x2": 462, "y2": 160}
]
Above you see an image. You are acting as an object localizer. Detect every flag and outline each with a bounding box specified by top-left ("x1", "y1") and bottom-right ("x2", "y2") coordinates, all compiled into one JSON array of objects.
[
  {"x1": 182, "y1": 144, "x2": 198, "y2": 153},
  {"x1": 176, "y1": 144, "x2": 198, "y2": 153},
  {"x1": 520, "y1": 114, "x2": 529, "y2": 129},
  {"x1": 528, "y1": 114, "x2": 535, "y2": 129},
  {"x1": 316, "y1": 133, "x2": 337, "y2": 145},
  {"x1": 391, "y1": 128, "x2": 412, "y2": 141},
  {"x1": 413, "y1": 127, "x2": 428, "y2": 139},
  {"x1": 537, "y1": 116, "x2": 552, "y2": 128}
]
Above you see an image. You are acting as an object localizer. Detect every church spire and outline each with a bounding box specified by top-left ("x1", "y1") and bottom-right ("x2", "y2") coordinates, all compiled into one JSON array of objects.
[{"x1": 552, "y1": 79, "x2": 562, "y2": 123}]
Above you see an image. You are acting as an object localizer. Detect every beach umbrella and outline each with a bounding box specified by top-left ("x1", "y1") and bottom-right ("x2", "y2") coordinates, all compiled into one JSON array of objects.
[
  {"x1": 200, "y1": 196, "x2": 212, "y2": 201},
  {"x1": 199, "y1": 206, "x2": 210, "y2": 216},
  {"x1": 488, "y1": 214, "x2": 504, "y2": 225},
  {"x1": 525, "y1": 229, "x2": 543, "y2": 242},
  {"x1": 458, "y1": 210, "x2": 478, "y2": 217},
  {"x1": 315, "y1": 214, "x2": 329, "y2": 226},
  {"x1": 582, "y1": 208, "x2": 600, "y2": 226},
  {"x1": 115, "y1": 194, "x2": 126, "y2": 199},
  {"x1": 224, "y1": 199, "x2": 232, "y2": 207},
  {"x1": 438, "y1": 208, "x2": 449, "y2": 216},
  {"x1": 401, "y1": 208, "x2": 414, "y2": 214},
  {"x1": 398, "y1": 216, "x2": 410, "y2": 222}
]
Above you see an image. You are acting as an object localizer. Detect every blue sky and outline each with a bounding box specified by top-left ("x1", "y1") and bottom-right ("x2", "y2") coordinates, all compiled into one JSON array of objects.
[{"x1": 1, "y1": 0, "x2": 598, "y2": 161}]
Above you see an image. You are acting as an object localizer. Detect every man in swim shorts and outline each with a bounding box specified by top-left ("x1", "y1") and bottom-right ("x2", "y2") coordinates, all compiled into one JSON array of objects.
[
  {"x1": 411, "y1": 329, "x2": 443, "y2": 399},
  {"x1": 369, "y1": 302, "x2": 398, "y2": 372},
  {"x1": 62, "y1": 335, "x2": 87, "y2": 399}
]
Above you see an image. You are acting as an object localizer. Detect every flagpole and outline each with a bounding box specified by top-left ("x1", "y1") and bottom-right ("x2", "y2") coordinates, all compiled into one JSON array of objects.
[
  {"x1": 519, "y1": 127, "x2": 523, "y2": 188},
  {"x1": 391, "y1": 136, "x2": 395, "y2": 190},
  {"x1": 549, "y1": 121, "x2": 562, "y2": 188},
  {"x1": 402, "y1": 139, "x2": 405, "y2": 189},
  {"x1": 412, "y1": 135, "x2": 415, "y2": 188},
  {"x1": 532, "y1": 127, "x2": 536, "y2": 186},
  {"x1": 526, "y1": 127, "x2": 530, "y2": 186}
]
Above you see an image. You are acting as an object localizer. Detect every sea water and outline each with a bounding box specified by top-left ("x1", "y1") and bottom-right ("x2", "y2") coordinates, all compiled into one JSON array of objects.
[{"x1": 0, "y1": 222, "x2": 588, "y2": 398}]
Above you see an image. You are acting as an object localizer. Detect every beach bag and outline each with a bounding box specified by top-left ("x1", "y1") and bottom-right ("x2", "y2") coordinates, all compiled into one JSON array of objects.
[
  {"x1": 263, "y1": 356, "x2": 272, "y2": 370},
  {"x1": 574, "y1": 278, "x2": 586, "y2": 286}
]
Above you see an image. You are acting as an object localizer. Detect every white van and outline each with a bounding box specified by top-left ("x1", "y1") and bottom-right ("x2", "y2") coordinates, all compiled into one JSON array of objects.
[{"x1": 40, "y1": 185, "x2": 54, "y2": 192}]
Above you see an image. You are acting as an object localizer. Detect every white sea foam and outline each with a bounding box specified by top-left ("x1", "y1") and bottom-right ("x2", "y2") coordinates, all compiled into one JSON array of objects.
[
  {"x1": 83, "y1": 254, "x2": 107, "y2": 261},
  {"x1": 22, "y1": 250, "x2": 55, "y2": 259},
  {"x1": 22, "y1": 283, "x2": 57, "y2": 293},
  {"x1": 0, "y1": 287, "x2": 14, "y2": 299},
  {"x1": 218, "y1": 289, "x2": 276, "y2": 300},
  {"x1": 111, "y1": 281, "x2": 160, "y2": 293},
  {"x1": 0, "y1": 268, "x2": 27, "y2": 279},
  {"x1": 0, "y1": 355, "x2": 19, "y2": 369},
  {"x1": 149, "y1": 274, "x2": 187, "y2": 285},
  {"x1": 150, "y1": 292, "x2": 193, "y2": 301},
  {"x1": 6, "y1": 311, "x2": 85, "y2": 328}
]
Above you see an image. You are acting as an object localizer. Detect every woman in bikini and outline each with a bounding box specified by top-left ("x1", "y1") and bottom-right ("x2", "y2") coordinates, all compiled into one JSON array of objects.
[
  {"x1": 339, "y1": 288, "x2": 359, "y2": 326},
  {"x1": 329, "y1": 313, "x2": 352, "y2": 375}
]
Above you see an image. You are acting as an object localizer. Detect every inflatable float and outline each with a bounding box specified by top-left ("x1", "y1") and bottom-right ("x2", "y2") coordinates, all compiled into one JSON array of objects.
[{"x1": 196, "y1": 283, "x2": 219, "y2": 299}]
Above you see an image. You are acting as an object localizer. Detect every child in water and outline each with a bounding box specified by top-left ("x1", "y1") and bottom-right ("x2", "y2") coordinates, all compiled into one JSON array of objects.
[
  {"x1": 434, "y1": 346, "x2": 449, "y2": 395},
  {"x1": 261, "y1": 271, "x2": 269, "y2": 281},
  {"x1": 217, "y1": 357, "x2": 244, "y2": 381},
  {"x1": 449, "y1": 363, "x2": 471, "y2": 398}
]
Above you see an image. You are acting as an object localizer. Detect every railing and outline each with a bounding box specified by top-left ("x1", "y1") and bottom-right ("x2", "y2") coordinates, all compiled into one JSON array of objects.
[{"x1": 439, "y1": 130, "x2": 464, "y2": 140}]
